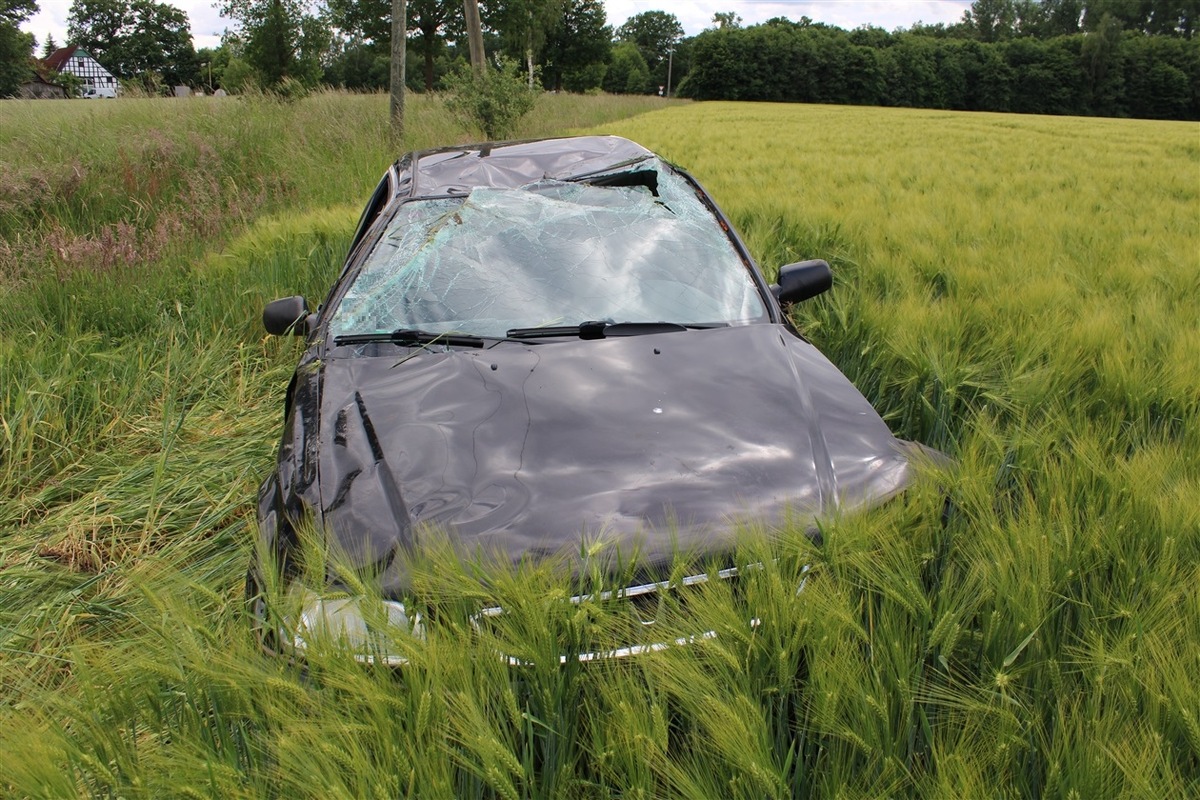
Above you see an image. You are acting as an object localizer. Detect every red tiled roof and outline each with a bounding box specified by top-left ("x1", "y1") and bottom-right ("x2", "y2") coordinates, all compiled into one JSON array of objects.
[{"x1": 44, "y1": 46, "x2": 80, "y2": 72}]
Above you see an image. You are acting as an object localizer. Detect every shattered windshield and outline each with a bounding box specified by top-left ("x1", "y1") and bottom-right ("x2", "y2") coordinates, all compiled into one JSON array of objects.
[{"x1": 329, "y1": 160, "x2": 767, "y2": 340}]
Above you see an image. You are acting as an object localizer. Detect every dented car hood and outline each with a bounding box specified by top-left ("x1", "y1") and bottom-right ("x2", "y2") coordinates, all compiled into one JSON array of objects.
[{"x1": 308, "y1": 324, "x2": 916, "y2": 594}]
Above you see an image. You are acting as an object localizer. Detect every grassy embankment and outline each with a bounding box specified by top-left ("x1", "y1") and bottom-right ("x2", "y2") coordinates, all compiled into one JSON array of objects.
[{"x1": 1, "y1": 95, "x2": 1197, "y2": 798}]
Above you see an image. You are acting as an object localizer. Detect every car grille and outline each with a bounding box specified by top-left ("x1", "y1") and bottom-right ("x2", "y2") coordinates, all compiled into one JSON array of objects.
[{"x1": 470, "y1": 563, "x2": 811, "y2": 665}]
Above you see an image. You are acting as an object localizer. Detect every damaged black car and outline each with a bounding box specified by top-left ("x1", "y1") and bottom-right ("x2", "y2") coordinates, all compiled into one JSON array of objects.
[{"x1": 251, "y1": 135, "x2": 938, "y2": 664}]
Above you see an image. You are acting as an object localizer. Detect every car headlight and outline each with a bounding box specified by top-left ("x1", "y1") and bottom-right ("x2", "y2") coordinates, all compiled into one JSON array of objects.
[{"x1": 284, "y1": 585, "x2": 424, "y2": 666}]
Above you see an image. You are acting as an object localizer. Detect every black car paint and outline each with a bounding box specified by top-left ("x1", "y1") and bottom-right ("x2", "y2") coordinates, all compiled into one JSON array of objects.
[{"x1": 256, "y1": 136, "x2": 928, "y2": 600}]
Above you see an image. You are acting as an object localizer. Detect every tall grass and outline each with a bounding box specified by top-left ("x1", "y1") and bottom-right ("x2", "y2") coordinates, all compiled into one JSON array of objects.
[
  {"x1": 0, "y1": 90, "x2": 674, "y2": 287},
  {"x1": 1, "y1": 97, "x2": 1197, "y2": 798}
]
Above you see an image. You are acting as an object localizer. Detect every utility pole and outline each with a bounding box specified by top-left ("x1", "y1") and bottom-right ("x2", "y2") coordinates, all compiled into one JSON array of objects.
[
  {"x1": 666, "y1": 49, "x2": 673, "y2": 97},
  {"x1": 464, "y1": 0, "x2": 485, "y2": 72},
  {"x1": 390, "y1": 0, "x2": 407, "y2": 137}
]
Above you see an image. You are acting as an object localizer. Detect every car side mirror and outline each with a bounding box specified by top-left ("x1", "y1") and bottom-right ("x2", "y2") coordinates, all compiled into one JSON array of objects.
[
  {"x1": 771, "y1": 259, "x2": 832, "y2": 304},
  {"x1": 263, "y1": 296, "x2": 310, "y2": 336}
]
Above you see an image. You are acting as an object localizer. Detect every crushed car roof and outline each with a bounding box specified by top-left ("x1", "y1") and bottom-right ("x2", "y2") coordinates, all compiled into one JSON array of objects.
[{"x1": 394, "y1": 136, "x2": 658, "y2": 199}]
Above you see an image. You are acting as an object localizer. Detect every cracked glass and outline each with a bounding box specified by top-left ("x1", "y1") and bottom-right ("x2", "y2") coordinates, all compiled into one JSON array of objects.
[{"x1": 330, "y1": 161, "x2": 767, "y2": 339}]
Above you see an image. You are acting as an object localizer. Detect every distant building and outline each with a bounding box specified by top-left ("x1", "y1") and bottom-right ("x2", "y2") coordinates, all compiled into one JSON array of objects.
[
  {"x1": 17, "y1": 73, "x2": 68, "y2": 100},
  {"x1": 12, "y1": 56, "x2": 69, "y2": 99},
  {"x1": 44, "y1": 46, "x2": 118, "y2": 98}
]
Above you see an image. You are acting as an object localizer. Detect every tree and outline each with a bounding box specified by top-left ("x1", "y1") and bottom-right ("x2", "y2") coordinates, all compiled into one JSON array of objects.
[
  {"x1": 0, "y1": 0, "x2": 35, "y2": 26},
  {"x1": 1012, "y1": 0, "x2": 1048, "y2": 36},
  {"x1": 712, "y1": 11, "x2": 741, "y2": 30},
  {"x1": 195, "y1": 43, "x2": 231, "y2": 90},
  {"x1": 295, "y1": 12, "x2": 330, "y2": 85},
  {"x1": 486, "y1": 0, "x2": 564, "y2": 88},
  {"x1": 540, "y1": 0, "x2": 608, "y2": 91},
  {"x1": 0, "y1": 1, "x2": 38, "y2": 97},
  {"x1": 67, "y1": 0, "x2": 197, "y2": 87},
  {"x1": 615, "y1": 10, "x2": 682, "y2": 91},
  {"x1": 220, "y1": 55, "x2": 256, "y2": 91},
  {"x1": 1003, "y1": 35, "x2": 1085, "y2": 113},
  {"x1": 961, "y1": 0, "x2": 1016, "y2": 41},
  {"x1": 647, "y1": 11, "x2": 1198, "y2": 119},
  {"x1": 959, "y1": 38, "x2": 1013, "y2": 109},
  {"x1": 1081, "y1": 11, "x2": 1124, "y2": 113},
  {"x1": 602, "y1": 39, "x2": 648, "y2": 93},
  {"x1": 326, "y1": 0, "x2": 458, "y2": 91},
  {"x1": 323, "y1": 37, "x2": 387, "y2": 89},
  {"x1": 220, "y1": 0, "x2": 327, "y2": 89},
  {"x1": 408, "y1": 0, "x2": 456, "y2": 90},
  {"x1": 1042, "y1": 0, "x2": 1085, "y2": 36},
  {"x1": 67, "y1": 0, "x2": 126, "y2": 57},
  {"x1": 245, "y1": 0, "x2": 293, "y2": 85},
  {"x1": 880, "y1": 34, "x2": 945, "y2": 106},
  {"x1": 848, "y1": 24, "x2": 894, "y2": 48},
  {"x1": 127, "y1": 0, "x2": 196, "y2": 84},
  {"x1": 325, "y1": 0, "x2": 387, "y2": 42},
  {"x1": 40, "y1": 32, "x2": 56, "y2": 58}
]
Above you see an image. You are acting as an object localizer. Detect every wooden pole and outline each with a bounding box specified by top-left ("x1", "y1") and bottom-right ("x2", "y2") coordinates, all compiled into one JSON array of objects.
[
  {"x1": 463, "y1": 0, "x2": 485, "y2": 72},
  {"x1": 390, "y1": 0, "x2": 407, "y2": 136}
]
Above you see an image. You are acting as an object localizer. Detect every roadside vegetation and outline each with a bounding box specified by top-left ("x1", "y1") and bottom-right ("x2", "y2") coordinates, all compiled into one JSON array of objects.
[
  {"x1": 1, "y1": 94, "x2": 1197, "y2": 798},
  {"x1": 0, "y1": 89, "x2": 668, "y2": 285}
]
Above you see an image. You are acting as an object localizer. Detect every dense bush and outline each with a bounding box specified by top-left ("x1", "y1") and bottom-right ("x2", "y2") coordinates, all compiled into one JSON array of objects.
[
  {"x1": 442, "y1": 55, "x2": 539, "y2": 139},
  {"x1": 681, "y1": 21, "x2": 1200, "y2": 120},
  {"x1": 603, "y1": 41, "x2": 651, "y2": 95}
]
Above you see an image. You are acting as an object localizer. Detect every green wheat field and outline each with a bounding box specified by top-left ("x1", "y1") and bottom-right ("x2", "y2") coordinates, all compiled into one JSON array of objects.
[{"x1": 1, "y1": 93, "x2": 1197, "y2": 798}]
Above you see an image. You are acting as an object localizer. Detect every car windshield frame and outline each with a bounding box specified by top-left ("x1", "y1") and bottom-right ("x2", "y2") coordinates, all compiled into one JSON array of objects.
[{"x1": 324, "y1": 158, "x2": 772, "y2": 344}]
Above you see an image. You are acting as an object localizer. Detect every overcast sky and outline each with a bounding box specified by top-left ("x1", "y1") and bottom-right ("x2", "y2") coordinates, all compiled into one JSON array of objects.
[{"x1": 25, "y1": 1, "x2": 974, "y2": 53}]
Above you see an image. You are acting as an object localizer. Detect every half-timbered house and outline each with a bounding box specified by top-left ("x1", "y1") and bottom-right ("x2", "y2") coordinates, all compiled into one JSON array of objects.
[{"x1": 44, "y1": 46, "x2": 118, "y2": 98}]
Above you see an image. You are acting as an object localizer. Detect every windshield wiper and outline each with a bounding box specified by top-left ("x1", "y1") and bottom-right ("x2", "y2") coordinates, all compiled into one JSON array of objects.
[
  {"x1": 335, "y1": 321, "x2": 726, "y2": 347},
  {"x1": 505, "y1": 321, "x2": 697, "y2": 340},
  {"x1": 334, "y1": 328, "x2": 488, "y2": 348}
]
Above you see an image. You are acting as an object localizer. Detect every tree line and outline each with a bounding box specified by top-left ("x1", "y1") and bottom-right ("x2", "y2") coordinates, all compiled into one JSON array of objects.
[
  {"x1": 680, "y1": 4, "x2": 1199, "y2": 120},
  {"x1": 2, "y1": 0, "x2": 1196, "y2": 121}
]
